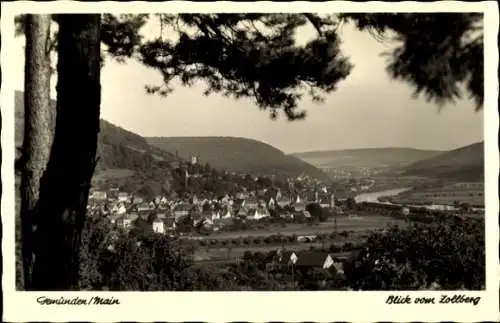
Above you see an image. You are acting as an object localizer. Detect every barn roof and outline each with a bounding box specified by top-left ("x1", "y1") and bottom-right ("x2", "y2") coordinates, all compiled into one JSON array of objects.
[{"x1": 295, "y1": 251, "x2": 330, "y2": 267}]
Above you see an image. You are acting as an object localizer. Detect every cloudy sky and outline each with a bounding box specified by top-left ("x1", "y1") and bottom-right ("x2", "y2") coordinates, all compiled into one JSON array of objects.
[{"x1": 12, "y1": 16, "x2": 483, "y2": 154}]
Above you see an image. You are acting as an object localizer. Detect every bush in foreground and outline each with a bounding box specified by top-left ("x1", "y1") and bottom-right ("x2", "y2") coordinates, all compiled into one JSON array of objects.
[{"x1": 343, "y1": 218, "x2": 485, "y2": 290}]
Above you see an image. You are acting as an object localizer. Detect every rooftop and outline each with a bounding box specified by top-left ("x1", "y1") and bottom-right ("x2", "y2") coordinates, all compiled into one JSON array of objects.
[{"x1": 295, "y1": 251, "x2": 331, "y2": 267}]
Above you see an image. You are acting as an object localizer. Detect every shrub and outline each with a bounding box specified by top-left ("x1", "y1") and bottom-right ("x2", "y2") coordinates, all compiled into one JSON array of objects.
[
  {"x1": 273, "y1": 235, "x2": 283, "y2": 243},
  {"x1": 344, "y1": 219, "x2": 485, "y2": 290},
  {"x1": 329, "y1": 244, "x2": 341, "y2": 253}
]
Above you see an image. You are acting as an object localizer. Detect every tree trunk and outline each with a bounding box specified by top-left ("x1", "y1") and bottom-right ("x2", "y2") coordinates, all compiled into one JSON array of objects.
[
  {"x1": 30, "y1": 14, "x2": 102, "y2": 290},
  {"x1": 20, "y1": 14, "x2": 54, "y2": 290}
]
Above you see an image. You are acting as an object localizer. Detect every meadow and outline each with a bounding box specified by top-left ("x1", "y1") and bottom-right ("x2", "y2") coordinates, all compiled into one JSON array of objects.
[
  {"x1": 392, "y1": 185, "x2": 484, "y2": 207},
  {"x1": 194, "y1": 247, "x2": 355, "y2": 264},
  {"x1": 207, "y1": 215, "x2": 406, "y2": 239},
  {"x1": 192, "y1": 215, "x2": 406, "y2": 262}
]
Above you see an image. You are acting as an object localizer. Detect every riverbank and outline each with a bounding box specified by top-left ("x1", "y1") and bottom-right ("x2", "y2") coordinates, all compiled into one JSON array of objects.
[{"x1": 354, "y1": 187, "x2": 411, "y2": 203}]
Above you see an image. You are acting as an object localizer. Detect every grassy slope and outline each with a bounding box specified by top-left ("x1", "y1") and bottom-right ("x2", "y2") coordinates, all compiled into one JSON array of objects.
[
  {"x1": 16, "y1": 90, "x2": 329, "y2": 190},
  {"x1": 147, "y1": 136, "x2": 330, "y2": 181},
  {"x1": 291, "y1": 147, "x2": 443, "y2": 168},
  {"x1": 402, "y1": 142, "x2": 484, "y2": 182}
]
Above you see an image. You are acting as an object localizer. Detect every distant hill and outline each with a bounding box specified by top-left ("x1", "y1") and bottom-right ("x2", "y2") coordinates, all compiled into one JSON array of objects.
[
  {"x1": 146, "y1": 136, "x2": 330, "y2": 181},
  {"x1": 402, "y1": 142, "x2": 484, "y2": 181},
  {"x1": 15, "y1": 91, "x2": 329, "y2": 198},
  {"x1": 291, "y1": 147, "x2": 442, "y2": 168},
  {"x1": 15, "y1": 91, "x2": 181, "y2": 185}
]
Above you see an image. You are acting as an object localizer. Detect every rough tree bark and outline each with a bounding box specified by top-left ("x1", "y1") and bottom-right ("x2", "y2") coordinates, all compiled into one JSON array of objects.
[
  {"x1": 20, "y1": 14, "x2": 54, "y2": 290},
  {"x1": 30, "y1": 14, "x2": 102, "y2": 290}
]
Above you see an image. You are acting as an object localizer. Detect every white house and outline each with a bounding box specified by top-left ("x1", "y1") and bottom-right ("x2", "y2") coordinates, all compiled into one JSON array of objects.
[
  {"x1": 277, "y1": 196, "x2": 291, "y2": 208},
  {"x1": 248, "y1": 207, "x2": 270, "y2": 220},
  {"x1": 268, "y1": 197, "x2": 276, "y2": 209},
  {"x1": 152, "y1": 219, "x2": 165, "y2": 234},
  {"x1": 116, "y1": 204, "x2": 127, "y2": 215},
  {"x1": 211, "y1": 210, "x2": 221, "y2": 220},
  {"x1": 121, "y1": 213, "x2": 139, "y2": 230},
  {"x1": 90, "y1": 191, "x2": 107, "y2": 201},
  {"x1": 111, "y1": 204, "x2": 119, "y2": 214},
  {"x1": 203, "y1": 217, "x2": 214, "y2": 228}
]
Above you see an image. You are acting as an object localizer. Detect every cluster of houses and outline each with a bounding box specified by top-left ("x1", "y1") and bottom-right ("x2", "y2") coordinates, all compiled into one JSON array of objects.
[
  {"x1": 87, "y1": 187, "x2": 339, "y2": 235},
  {"x1": 266, "y1": 248, "x2": 350, "y2": 277}
]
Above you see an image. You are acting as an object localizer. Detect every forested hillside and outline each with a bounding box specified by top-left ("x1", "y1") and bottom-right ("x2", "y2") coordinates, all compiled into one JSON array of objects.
[
  {"x1": 403, "y1": 142, "x2": 484, "y2": 181},
  {"x1": 147, "y1": 136, "x2": 330, "y2": 181}
]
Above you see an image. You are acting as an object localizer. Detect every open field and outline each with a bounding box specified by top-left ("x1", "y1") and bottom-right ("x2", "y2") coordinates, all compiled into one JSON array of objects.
[
  {"x1": 207, "y1": 216, "x2": 406, "y2": 240},
  {"x1": 392, "y1": 185, "x2": 484, "y2": 207},
  {"x1": 394, "y1": 195, "x2": 484, "y2": 206},
  {"x1": 191, "y1": 216, "x2": 403, "y2": 262},
  {"x1": 194, "y1": 250, "x2": 356, "y2": 265}
]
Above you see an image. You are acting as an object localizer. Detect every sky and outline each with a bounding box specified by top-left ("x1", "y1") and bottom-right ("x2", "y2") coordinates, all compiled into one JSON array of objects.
[{"x1": 12, "y1": 17, "x2": 483, "y2": 154}]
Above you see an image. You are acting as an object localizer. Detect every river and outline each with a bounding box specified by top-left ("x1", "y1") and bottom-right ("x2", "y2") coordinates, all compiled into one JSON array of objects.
[{"x1": 354, "y1": 187, "x2": 411, "y2": 203}]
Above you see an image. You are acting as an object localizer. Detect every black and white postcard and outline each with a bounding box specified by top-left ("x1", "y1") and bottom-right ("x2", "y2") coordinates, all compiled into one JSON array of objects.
[{"x1": 1, "y1": 1, "x2": 499, "y2": 322}]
